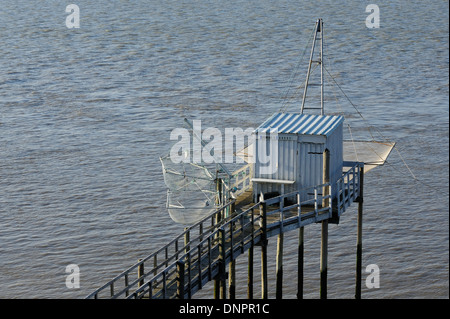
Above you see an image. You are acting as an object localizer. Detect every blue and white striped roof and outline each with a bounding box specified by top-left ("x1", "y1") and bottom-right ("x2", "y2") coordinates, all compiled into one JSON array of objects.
[{"x1": 255, "y1": 113, "x2": 344, "y2": 136}]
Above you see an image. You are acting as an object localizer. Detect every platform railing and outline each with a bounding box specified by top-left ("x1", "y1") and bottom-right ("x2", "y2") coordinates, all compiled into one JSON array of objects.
[
  {"x1": 229, "y1": 163, "x2": 253, "y2": 199},
  {"x1": 86, "y1": 162, "x2": 363, "y2": 299},
  {"x1": 85, "y1": 201, "x2": 236, "y2": 299}
]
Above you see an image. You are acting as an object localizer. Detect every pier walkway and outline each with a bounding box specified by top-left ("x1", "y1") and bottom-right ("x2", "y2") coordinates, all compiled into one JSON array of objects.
[{"x1": 86, "y1": 161, "x2": 363, "y2": 299}]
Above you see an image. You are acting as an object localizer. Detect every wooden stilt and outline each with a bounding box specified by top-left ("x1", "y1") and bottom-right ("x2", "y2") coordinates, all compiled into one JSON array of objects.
[
  {"x1": 261, "y1": 241, "x2": 268, "y2": 299},
  {"x1": 260, "y1": 201, "x2": 268, "y2": 299},
  {"x1": 219, "y1": 228, "x2": 226, "y2": 299},
  {"x1": 220, "y1": 278, "x2": 227, "y2": 299},
  {"x1": 320, "y1": 219, "x2": 328, "y2": 299},
  {"x1": 214, "y1": 280, "x2": 220, "y2": 299},
  {"x1": 229, "y1": 260, "x2": 236, "y2": 299},
  {"x1": 213, "y1": 206, "x2": 223, "y2": 299},
  {"x1": 248, "y1": 245, "x2": 254, "y2": 299},
  {"x1": 355, "y1": 166, "x2": 364, "y2": 299},
  {"x1": 276, "y1": 233, "x2": 284, "y2": 299},
  {"x1": 297, "y1": 226, "x2": 304, "y2": 299},
  {"x1": 320, "y1": 149, "x2": 330, "y2": 299}
]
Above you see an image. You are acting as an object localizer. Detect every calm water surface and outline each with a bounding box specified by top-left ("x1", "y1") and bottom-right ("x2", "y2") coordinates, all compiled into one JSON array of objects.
[{"x1": 0, "y1": 0, "x2": 448, "y2": 298}]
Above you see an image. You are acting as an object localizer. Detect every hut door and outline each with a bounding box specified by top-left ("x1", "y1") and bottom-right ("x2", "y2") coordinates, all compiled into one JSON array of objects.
[{"x1": 298, "y1": 142, "x2": 324, "y2": 201}]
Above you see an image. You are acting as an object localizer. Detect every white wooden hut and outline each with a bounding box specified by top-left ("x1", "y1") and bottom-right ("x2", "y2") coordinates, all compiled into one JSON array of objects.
[{"x1": 252, "y1": 112, "x2": 344, "y2": 202}]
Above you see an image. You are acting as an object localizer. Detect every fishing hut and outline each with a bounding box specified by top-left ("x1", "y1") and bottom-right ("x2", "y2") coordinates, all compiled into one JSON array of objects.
[
  {"x1": 86, "y1": 18, "x2": 394, "y2": 300},
  {"x1": 252, "y1": 112, "x2": 344, "y2": 204}
]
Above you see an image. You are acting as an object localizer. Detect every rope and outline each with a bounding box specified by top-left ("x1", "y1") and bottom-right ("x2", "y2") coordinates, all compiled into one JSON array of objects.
[
  {"x1": 323, "y1": 65, "x2": 373, "y2": 135},
  {"x1": 383, "y1": 151, "x2": 449, "y2": 195},
  {"x1": 346, "y1": 124, "x2": 359, "y2": 162},
  {"x1": 278, "y1": 26, "x2": 316, "y2": 113},
  {"x1": 323, "y1": 65, "x2": 449, "y2": 195}
]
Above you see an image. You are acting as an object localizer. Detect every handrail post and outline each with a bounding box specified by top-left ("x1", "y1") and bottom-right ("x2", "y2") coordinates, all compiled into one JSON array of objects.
[
  {"x1": 247, "y1": 207, "x2": 255, "y2": 299},
  {"x1": 124, "y1": 274, "x2": 129, "y2": 297},
  {"x1": 138, "y1": 259, "x2": 144, "y2": 288},
  {"x1": 352, "y1": 165, "x2": 356, "y2": 201},
  {"x1": 184, "y1": 228, "x2": 190, "y2": 257}
]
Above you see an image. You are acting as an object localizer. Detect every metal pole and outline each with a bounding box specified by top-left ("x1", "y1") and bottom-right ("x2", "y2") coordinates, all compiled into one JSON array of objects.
[{"x1": 301, "y1": 19, "x2": 320, "y2": 113}]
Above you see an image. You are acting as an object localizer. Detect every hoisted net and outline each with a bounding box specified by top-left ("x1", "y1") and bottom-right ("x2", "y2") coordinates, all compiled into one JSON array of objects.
[
  {"x1": 343, "y1": 140, "x2": 396, "y2": 173},
  {"x1": 235, "y1": 140, "x2": 395, "y2": 173},
  {"x1": 160, "y1": 155, "x2": 219, "y2": 224}
]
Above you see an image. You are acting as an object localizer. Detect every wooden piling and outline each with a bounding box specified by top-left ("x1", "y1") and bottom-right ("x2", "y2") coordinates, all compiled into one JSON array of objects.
[
  {"x1": 276, "y1": 233, "x2": 284, "y2": 299},
  {"x1": 261, "y1": 242, "x2": 268, "y2": 299},
  {"x1": 320, "y1": 220, "x2": 328, "y2": 299},
  {"x1": 219, "y1": 228, "x2": 227, "y2": 299},
  {"x1": 320, "y1": 149, "x2": 330, "y2": 299},
  {"x1": 220, "y1": 278, "x2": 227, "y2": 299},
  {"x1": 247, "y1": 245, "x2": 254, "y2": 299},
  {"x1": 297, "y1": 226, "x2": 304, "y2": 299},
  {"x1": 213, "y1": 209, "x2": 223, "y2": 299},
  {"x1": 355, "y1": 166, "x2": 364, "y2": 299},
  {"x1": 260, "y1": 201, "x2": 268, "y2": 299},
  {"x1": 229, "y1": 260, "x2": 236, "y2": 299},
  {"x1": 214, "y1": 278, "x2": 220, "y2": 299},
  {"x1": 87, "y1": 159, "x2": 366, "y2": 301}
]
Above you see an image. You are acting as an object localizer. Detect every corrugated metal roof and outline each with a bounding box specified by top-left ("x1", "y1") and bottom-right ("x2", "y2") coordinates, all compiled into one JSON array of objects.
[{"x1": 255, "y1": 113, "x2": 344, "y2": 136}]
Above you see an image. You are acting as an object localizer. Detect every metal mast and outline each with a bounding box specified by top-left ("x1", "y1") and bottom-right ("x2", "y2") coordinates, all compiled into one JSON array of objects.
[{"x1": 300, "y1": 18, "x2": 324, "y2": 115}]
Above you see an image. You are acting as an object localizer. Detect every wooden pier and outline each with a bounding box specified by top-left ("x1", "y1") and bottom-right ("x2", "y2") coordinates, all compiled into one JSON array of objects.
[{"x1": 86, "y1": 161, "x2": 364, "y2": 299}]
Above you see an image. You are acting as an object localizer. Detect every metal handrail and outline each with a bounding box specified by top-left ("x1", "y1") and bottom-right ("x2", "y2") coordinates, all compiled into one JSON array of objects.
[{"x1": 86, "y1": 200, "x2": 235, "y2": 299}]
